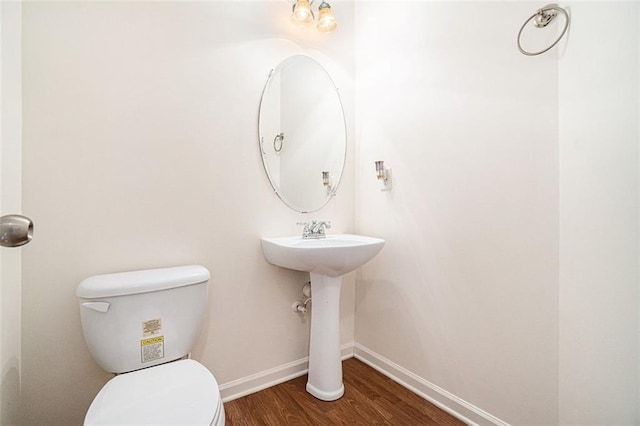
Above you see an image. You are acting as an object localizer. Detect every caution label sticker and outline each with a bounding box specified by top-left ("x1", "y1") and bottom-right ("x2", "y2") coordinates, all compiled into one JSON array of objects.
[
  {"x1": 141, "y1": 336, "x2": 164, "y2": 363},
  {"x1": 142, "y1": 318, "x2": 162, "y2": 337}
]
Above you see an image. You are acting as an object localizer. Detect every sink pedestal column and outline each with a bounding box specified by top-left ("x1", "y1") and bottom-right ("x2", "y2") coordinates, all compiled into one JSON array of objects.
[{"x1": 306, "y1": 272, "x2": 344, "y2": 401}]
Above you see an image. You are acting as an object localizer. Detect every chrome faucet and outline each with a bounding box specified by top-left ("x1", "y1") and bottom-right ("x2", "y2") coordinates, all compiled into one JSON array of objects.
[{"x1": 297, "y1": 220, "x2": 332, "y2": 239}]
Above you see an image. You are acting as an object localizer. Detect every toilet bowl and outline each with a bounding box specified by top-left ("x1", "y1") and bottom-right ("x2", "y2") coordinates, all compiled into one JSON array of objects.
[{"x1": 77, "y1": 265, "x2": 224, "y2": 425}]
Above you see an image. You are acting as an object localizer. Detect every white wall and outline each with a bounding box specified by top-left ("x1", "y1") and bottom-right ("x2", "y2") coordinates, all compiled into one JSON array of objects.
[
  {"x1": 558, "y1": 3, "x2": 639, "y2": 424},
  {"x1": 0, "y1": 1, "x2": 22, "y2": 424},
  {"x1": 355, "y1": 2, "x2": 639, "y2": 424},
  {"x1": 354, "y1": 2, "x2": 559, "y2": 423},
  {"x1": 20, "y1": 2, "x2": 354, "y2": 424}
]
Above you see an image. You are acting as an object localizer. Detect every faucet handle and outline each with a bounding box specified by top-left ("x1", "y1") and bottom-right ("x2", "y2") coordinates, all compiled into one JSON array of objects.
[
  {"x1": 314, "y1": 220, "x2": 331, "y2": 237},
  {"x1": 296, "y1": 222, "x2": 311, "y2": 237}
]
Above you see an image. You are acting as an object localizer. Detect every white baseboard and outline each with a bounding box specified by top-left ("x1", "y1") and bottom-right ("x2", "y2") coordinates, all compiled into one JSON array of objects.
[
  {"x1": 219, "y1": 342, "x2": 355, "y2": 402},
  {"x1": 219, "y1": 341, "x2": 508, "y2": 426},
  {"x1": 353, "y1": 343, "x2": 509, "y2": 426}
]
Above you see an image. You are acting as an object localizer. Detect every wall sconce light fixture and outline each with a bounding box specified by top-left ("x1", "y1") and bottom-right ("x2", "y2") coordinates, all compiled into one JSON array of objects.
[
  {"x1": 322, "y1": 170, "x2": 335, "y2": 195},
  {"x1": 291, "y1": 0, "x2": 338, "y2": 33},
  {"x1": 322, "y1": 171, "x2": 331, "y2": 187},
  {"x1": 291, "y1": 0, "x2": 313, "y2": 25},
  {"x1": 375, "y1": 160, "x2": 392, "y2": 191}
]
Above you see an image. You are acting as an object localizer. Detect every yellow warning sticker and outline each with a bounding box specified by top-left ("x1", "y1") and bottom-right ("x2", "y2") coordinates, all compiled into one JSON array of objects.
[
  {"x1": 141, "y1": 336, "x2": 164, "y2": 363},
  {"x1": 141, "y1": 336, "x2": 164, "y2": 345}
]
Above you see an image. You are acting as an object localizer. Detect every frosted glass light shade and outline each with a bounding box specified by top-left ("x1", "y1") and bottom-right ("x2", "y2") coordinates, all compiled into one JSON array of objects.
[
  {"x1": 291, "y1": 0, "x2": 313, "y2": 25},
  {"x1": 316, "y1": 4, "x2": 337, "y2": 32}
]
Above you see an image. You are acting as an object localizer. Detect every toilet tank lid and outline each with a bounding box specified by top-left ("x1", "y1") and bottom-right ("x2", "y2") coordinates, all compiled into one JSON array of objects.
[{"x1": 76, "y1": 265, "x2": 210, "y2": 299}]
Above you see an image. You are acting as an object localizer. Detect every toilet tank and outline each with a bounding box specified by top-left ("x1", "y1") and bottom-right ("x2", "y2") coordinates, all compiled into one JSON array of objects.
[{"x1": 76, "y1": 265, "x2": 210, "y2": 374}]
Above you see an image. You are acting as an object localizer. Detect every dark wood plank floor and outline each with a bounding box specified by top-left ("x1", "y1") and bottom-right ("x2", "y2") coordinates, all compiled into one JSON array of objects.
[{"x1": 224, "y1": 358, "x2": 465, "y2": 425}]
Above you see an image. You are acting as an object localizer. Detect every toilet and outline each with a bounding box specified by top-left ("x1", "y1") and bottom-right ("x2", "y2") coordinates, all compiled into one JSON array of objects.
[{"x1": 76, "y1": 265, "x2": 224, "y2": 425}]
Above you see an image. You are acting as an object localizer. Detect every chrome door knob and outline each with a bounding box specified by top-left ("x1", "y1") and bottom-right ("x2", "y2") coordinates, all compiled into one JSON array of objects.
[{"x1": 0, "y1": 214, "x2": 34, "y2": 247}]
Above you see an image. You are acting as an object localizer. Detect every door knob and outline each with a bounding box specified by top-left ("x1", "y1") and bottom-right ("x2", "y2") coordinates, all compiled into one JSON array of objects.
[{"x1": 0, "y1": 214, "x2": 34, "y2": 247}]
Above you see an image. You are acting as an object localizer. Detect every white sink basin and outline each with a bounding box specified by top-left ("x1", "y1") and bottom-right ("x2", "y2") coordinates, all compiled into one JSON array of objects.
[
  {"x1": 261, "y1": 233, "x2": 385, "y2": 402},
  {"x1": 261, "y1": 234, "x2": 385, "y2": 278}
]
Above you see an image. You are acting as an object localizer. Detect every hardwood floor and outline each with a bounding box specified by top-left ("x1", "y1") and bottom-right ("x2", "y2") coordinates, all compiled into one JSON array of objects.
[{"x1": 224, "y1": 358, "x2": 465, "y2": 425}]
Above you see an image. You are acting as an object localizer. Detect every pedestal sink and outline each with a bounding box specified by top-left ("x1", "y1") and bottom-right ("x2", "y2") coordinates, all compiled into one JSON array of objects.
[{"x1": 261, "y1": 234, "x2": 385, "y2": 401}]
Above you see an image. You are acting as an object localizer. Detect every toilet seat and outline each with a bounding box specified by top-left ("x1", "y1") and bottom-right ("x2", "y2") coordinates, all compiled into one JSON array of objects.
[{"x1": 84, "y1": 359, "x2": 223, "y2": 425}]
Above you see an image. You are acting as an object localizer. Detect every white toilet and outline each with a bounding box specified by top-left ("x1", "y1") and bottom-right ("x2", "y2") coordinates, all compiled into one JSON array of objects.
[{"x1": 76, "y1": 265, "x2": 224, "y2": 425}]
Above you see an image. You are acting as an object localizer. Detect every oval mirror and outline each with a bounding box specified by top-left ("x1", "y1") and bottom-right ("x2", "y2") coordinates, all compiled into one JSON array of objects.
[{"x1": 259, "y1": 55, "x2": 347, "y2": 213}]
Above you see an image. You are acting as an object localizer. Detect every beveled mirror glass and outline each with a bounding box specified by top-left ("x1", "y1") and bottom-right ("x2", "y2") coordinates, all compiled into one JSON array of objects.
[{"x1": 259, "y1": 55, "x2": 346, "y2": 213}]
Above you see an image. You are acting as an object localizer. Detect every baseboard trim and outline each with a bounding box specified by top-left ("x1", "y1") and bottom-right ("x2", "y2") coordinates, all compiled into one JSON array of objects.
[
  {"x1": 219, "y1": 342, "x2": 355, "y2": 402},
  {"x1": 220, "y1": 341, "x2": 508, "y2": 426},
  {"x1": 353, "y1": 343, "x2": 509, "y2": 426}
]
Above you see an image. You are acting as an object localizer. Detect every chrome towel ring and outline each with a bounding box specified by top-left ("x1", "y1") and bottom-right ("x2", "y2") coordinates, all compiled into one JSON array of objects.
[
  {"x1": 273, "y1": 132, "x2": 284, "y2": 153},
  {"x1": 517, "y1": 4, "x2": 570, "y2": 56},
  {"x1": 259, "y1": 132, "x2": 285, "y2": 154}
]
